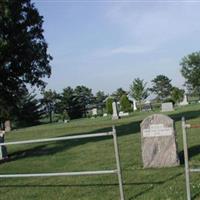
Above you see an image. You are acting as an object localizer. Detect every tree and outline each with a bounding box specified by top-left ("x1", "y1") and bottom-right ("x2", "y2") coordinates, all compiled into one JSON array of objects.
[
  {"x1": 62, "y1": 109, "x2": 70, "y2": 121},
  {"x1": 15, "y1": 91, "x2": 44, "y2": 127},
  {"x1": 106, "y1": 98, "x2": 113, "y2": 114},
  {"x1": 150, "y1": 75, "x2": 172, "y2": 101},
  {"x1": 112, "y1": 88, "x2": 127, "y2": 101},
  {"x1": 0, "y1": 0, "x2": 52, "y2": 125},
  {"x1": 130, "y1": 78, "x2": 149, "y2": 111},
  {"x1": 41, "y1": 90, "x2": 58, "y2": 123},
  {"x1": 55, "y1": 86, "x2": 95, "y2": 120},
  {"x1": 95, "y1": 91, "x2": 107, "y2": 105},
  {"x1": 180, "y1": 52, "x2": 200, "y2": 97},
  {"x1": 171, "y1": 87, "x2": 184, "y2": 104},
  {"x1": 120, "y1": 95, "x2": 131, "y2": 112},
  {"x1": 73, "y1": 86, "x2": 94, "y2": 118},
  {"x1": 56, "y1": 87, "x2": 78, "y2": 119}
]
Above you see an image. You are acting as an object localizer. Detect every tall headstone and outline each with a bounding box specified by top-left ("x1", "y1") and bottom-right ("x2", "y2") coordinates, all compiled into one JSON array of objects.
[
  {"x1": 140, "y1": 114, "x2": 179, "y2": 168},
  {"x1": 161, "y1": 102, "x2": 174, "y2": 112},
  {"x1": 112, "y1": 102, "x2": 119, "y2": 120},
  {"x1": 180, "y1": 94, "x2": 189, "y2": 106},
  {"x1": 133, "y1": 99, "x2": 137, "y2": 111},
  {"x1": 4, "y1": 120, "x2": 11, "y2": 132},
  {"x1": 92, "y1": 108, "x2": 97, "y2": 116}
]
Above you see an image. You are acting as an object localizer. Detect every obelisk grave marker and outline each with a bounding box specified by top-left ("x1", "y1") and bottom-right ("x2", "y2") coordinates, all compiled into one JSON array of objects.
[
  {"x1": 112, "y1": 102, "x2": 119, "y2": 120},
  {"x1": 140, "y1": 114, "x2": 179, "y2": 168}
]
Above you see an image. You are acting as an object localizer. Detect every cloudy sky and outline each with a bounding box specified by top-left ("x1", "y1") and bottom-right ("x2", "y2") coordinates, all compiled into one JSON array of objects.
[{"x1": 34, "y1": 0, "x2": 200, "y2": 94}]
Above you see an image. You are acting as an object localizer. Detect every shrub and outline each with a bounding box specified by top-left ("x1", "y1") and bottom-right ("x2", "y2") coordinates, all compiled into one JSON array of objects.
[
  {"x1": 106, "y1": 98, "x2": 113, "y2": 114},
  {"x1": 120, "y1": 95, "x2": 131, "y2": 112}
]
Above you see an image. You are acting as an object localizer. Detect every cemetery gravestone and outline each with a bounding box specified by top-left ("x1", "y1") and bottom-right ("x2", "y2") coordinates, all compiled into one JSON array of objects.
[
  {"x1": 92, "y1": 108, "x2": 97, "y2": 116},
  {"x1": 161, "y1": 102, "x2": 174, "y2": 112},
  {"x1": 140, "y1": 114, "x2": 179, "y2": 168},
  {"x1": 5, "y1": 120, "x2": 11, "y2": 132},
  {"x1": 142, "y1": 103, "x2": 152, "y2": 112},
  {"x1": 133, "y1": 99, "x2": 137, "y2": 111},
  {"x1": 119, "y1": 111, "x2": 129, "y2": 117},
  {"x1": 112, "y1": 102, "x2": 119, "y2": 120},
  {"x1": 180, "y1": 94, "x2": 189, "y2": 106},
  {"x1": 0, "y1": 130, "x2": 7, "y2": 160}
]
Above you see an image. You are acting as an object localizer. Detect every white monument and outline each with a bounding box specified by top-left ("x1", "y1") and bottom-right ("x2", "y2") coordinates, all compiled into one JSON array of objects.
[
  {"x1": 119, "y1": 111, "x2": 129, "y2": 117},
  {"x1": 4, "y1": 120, "x2": 11, "y2": 132},
  {"x1": 112, "y1": 102, "x2": 119, "y2": 120},
  {"x1": 133, "y1": 99, "x2": 137, "y2": 111},
  {"x1": 127, "y1": 96, "x2": 137, "y2": 111},
  {"x1": 92, "y1": 108, "x2": 97, "y2": 116},
  {"x1": 180, "y1": 94, "x2": 189, "y2": 106}
]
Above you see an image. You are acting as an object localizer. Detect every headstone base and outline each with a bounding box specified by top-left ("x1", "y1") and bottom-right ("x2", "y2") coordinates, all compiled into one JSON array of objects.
[
  {"x1": 112, "y1": 115, "x2": 119, "y2": 120},
  {"x1": 142, "y1": 137, "x2": 180, "y2": 168}
]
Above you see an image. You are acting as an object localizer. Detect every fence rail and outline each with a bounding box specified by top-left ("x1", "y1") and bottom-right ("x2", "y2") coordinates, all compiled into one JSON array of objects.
[
  {"x1": 0, "y1": 126, "x2": 125, "y2": 200},
  {"x1": 182, "y1": 117, "x2": 200, "y2": 200},
  {"x1": 0, "y1": 132, "x2": 113, "y2": 146}
]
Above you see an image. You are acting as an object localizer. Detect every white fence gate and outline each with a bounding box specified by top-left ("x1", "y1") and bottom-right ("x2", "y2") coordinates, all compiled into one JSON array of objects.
[{"x1": 0, "y1": 126, "x2": 125, "y2": 200}]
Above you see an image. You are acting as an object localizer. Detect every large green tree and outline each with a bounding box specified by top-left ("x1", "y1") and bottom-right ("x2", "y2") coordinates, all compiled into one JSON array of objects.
[
  {"x1": 41, "y1": 90, "x2": 58, "y2": 123},
  {"x1": 171, "y1": 87, "x2": 184, "y2": 104},
  {"x1": 95, "y1": 91, "x2": 107, "y2": 105},
  {"x1": 56, "y1": 87, "x2": 77, "y2": 119},
  {"x1": 106, "y1": 98, "x2": 113, "y2": 115},
  {"x1": 150, "y1": 75, "x2": 172, "y2": 101},
  {"x1": 55, "y1": 86, "x2": 95, "y2": 120},
  {"x1": 94, "y1": 91, "x2": 107, "y2": 115},
  {"x1": 130, "y1": 78, "x2": 148, "y2": 110},
  {"x1": 112, "y1": 88, "x2": 127, "y2": 101},
  {"x1": 73, "y1": 86, "x2": 94, "y2": 118},
  {"x1": 15, "y1": 91, "x2": 44, "y2": 127},
  {"x1": 0, "y1": 0, "x2": 52, "y2": 124},
  {"x1": 180, "y1": 52, "x2": 200, "y2": 96},
  {"x1": 120, "y1": 95, "x2": 131, "y2": 112}
]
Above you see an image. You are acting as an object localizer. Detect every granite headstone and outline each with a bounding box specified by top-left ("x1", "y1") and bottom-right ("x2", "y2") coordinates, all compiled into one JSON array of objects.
[
  {"x1": 161, "y1": 102, "x2": 174, "y2": 112},
  {"x1": 180, "y1": 94, "x2": 189, "y2": 106},
  {"x1": 140, "y1": 114, "x2": 179, "y2": 168},
  {"x1": 5, "y1": 120, "x2": 11, "y2": 132}
]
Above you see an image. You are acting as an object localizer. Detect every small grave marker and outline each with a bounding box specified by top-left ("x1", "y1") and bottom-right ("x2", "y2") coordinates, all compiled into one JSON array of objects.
[{"x1": 161, "y1": 102, "x2": 174, "y2": 112}]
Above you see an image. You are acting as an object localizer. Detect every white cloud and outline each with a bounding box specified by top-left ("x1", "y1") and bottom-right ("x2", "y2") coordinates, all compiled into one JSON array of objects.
[
  {"x1": 110, "y1": 45, "x2": 156, "y2": 54},
  {"x1": 80, "y1": 44, "x2": 157, "y2": 60}
]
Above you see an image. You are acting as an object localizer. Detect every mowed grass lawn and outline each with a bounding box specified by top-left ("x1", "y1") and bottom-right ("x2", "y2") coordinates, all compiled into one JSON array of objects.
[{"x1": 1, "y1": 105, "x2": 200, "y2": 200}]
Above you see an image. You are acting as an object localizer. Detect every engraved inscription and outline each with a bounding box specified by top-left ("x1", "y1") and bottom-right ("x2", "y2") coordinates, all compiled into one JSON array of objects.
[{"x1": 143, "y1": 124, "x2": 173, "y2": 137}]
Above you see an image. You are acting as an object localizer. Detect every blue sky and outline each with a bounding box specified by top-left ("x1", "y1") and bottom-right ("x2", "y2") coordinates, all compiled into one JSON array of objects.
[{"x1": 34, "y1": 0, "x2": 200, "y2": 94}]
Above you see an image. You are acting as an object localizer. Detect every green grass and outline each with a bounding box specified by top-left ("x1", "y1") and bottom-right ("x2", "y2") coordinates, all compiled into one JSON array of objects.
[{"x1": 1, "y1": 104, "x2": 200, "y2": 199}]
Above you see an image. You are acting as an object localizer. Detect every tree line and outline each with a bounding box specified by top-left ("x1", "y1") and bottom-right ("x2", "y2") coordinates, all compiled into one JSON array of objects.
[
  {"x1": 40, "y1": 73, "x2": 186, "y2": 124},
  {"x1": 1, "y1": 0, "x2": 200, "y2": 129}
]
